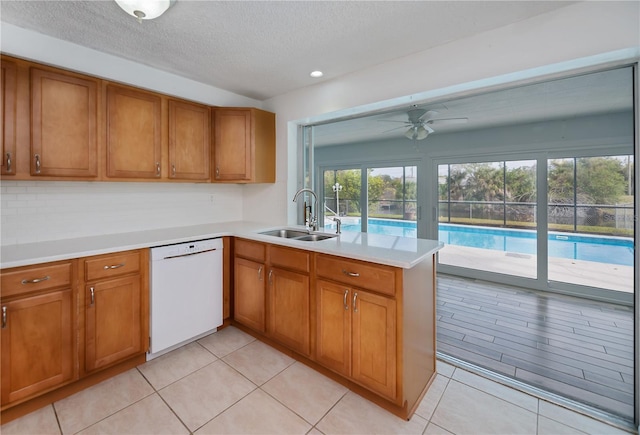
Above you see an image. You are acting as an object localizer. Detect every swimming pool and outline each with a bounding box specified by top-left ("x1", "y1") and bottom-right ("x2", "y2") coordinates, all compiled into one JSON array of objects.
[
  {"x1": 439, "y1": 224, "x2": 634, "y2": 266},
  {"x1": 328, "y1": 218, "x2": 634, "y2": 266}
]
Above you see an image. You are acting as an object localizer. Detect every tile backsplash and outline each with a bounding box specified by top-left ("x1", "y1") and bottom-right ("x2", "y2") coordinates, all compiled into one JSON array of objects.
[{"x1": 1, "y1": 181, "x2": 243, "y2": 245}]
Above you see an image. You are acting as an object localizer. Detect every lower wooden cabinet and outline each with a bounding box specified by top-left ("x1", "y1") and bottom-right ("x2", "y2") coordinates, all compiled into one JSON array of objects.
[
  {"x1": 82, "y1": 249, "x2": 147, "y2": 374},
  {"x1": 350, "y1": 288, "x2": 397, "y2": 399},
  {"x1": 234, "y1": 257, "x2": 266, "y2": 332},
  {"x1": 0, "y1": 249, "x2": 149, "y2": 417},
  {"x1": 268, "y1": 267, "x2": 310, "y2": 356},
  {"x1": 233, "y1": 244, "x2": 437, "y2": 420},
  {"x1": 1, "y1": 288, "x2": 74, "y2": 405},
  {"x1": 315, "y1": 279, "x2": 397, "y2": 399},
  {"x1": 85, "y1": 276, "x2": 142, "y2": 372}
]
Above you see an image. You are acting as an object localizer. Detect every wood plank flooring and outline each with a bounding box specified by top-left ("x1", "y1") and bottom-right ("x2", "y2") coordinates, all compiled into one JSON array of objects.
[{"x1": 436, "y1": 274, "x2": 634, "y2": 420}]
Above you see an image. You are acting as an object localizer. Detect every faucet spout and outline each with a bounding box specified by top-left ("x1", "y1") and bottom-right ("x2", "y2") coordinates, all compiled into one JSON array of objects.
[{"x1": 293, "y1": 188, "x2": 319, "y2": 231}]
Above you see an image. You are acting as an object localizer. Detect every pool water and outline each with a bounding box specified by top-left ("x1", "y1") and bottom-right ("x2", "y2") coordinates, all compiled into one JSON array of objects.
[
  {"x1": 331, "y1": 219, "x2": 634, "y2": 266},
  {"x1": 439, "y1": 224, "x2": 634, "y2": 267}
]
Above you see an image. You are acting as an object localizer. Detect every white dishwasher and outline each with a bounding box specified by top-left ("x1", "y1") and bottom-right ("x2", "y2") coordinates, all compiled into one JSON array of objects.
[{"x1": 148, "y1": 238, "x2": 223, "y2": 360}]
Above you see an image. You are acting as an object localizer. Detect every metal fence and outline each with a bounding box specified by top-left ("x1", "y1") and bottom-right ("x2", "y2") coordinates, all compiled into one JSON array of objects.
[{"x1": 438, "y1": 200, "x2": 634, "y2": 231}]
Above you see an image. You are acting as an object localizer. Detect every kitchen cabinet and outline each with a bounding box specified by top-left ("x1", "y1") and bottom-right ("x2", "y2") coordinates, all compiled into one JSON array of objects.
[
  {"x1": 83, "y1": 250, "x2": 147, "y2": 373},
  {"x1": 234, "y1": 239, "x2": 266, "y2": 332},
  {"x1": 0, "y1": 250, "x2": 149, "y2": 421},
  {"x1": 212, "y1": 108, "x2": 275, "y2": 183},
  {"x1": 1, "y1": 58, "x2": 17, "y2": 175},
  {"x1": 232, "y1": 243, "x2": 437, "y2": 420},
  {"x1": 267, "y1": 246, "x2": 311, "y2": 356},
  {"x1": 168, "y1": 99, "x2": 210, "y2": 181},
  {"x1": 30, "y1": 67, "x2": 98, "y2": 177},
  {"x1": 106, "y1": 84, "x2": 162, "y2": 179},
  {"x1": 0, "y1": 261, "x2": 76, "y2": 406},
  {"x1": 315, "y1": 255, "x2": 397, "y2": 400}
]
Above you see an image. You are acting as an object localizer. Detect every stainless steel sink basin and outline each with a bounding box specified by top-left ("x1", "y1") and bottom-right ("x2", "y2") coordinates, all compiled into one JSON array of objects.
[
  {"x1": 259, "y1": 228, "x2": 337, "y2": 242},
  {"x1": 295, "y1": 234, "x2": 336, "y2": 242},
  {"x1": 260, "y1": 229, "x2": 310, "y2": 238}
]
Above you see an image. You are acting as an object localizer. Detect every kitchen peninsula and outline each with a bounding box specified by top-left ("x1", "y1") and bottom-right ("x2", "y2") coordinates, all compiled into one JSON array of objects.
[{"x1": 1, "y1": 221, "x2": 442, "y2": 421}]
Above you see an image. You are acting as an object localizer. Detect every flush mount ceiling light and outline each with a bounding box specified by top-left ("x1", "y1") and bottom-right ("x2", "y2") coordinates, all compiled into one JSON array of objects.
[
  {"x1": 115, "y1": 0, "x2": 174, "y2": 23},
  {"x1": 310, "y1": 71, "x2": 324, "y2": 78}
]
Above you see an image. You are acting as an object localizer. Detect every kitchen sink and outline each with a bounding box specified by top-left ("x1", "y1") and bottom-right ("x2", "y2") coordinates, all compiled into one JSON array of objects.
[{"x1": 259, "y1": 228, "x2": 337, "y2": 242}]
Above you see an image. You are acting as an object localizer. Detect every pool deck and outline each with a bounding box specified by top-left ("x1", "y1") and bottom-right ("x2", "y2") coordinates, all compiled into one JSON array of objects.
[{"x1": 439, "y1": 244, "x2": 633, "y2": 293}]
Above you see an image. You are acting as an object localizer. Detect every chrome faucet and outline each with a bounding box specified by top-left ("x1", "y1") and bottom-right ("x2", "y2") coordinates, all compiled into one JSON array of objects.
[{"x1": 293, "y1": 188, "x2": 318, "y2": 231}]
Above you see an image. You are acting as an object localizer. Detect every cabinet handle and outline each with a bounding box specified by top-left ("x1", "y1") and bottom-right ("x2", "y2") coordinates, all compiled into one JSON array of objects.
[
  {"x1": 156, "y1": 162, "x2": 161, "y2": 176},
  {"x1": 103, "y1": 263, "x2": 125, "y2": 270},
  {"x1": 268, "y1": 269, "x2": 273, "y2": 285},
  {"x1": 172, "y1": 164, "x2": 176, "y2": 176},
  {"x1": 2, "y1": 307, "x2": 6, "y2": 329},
  {"x1": 21, "y1": 275, "x2": 50, "y2": 285},
  {"x1": 90, "y1": 287, "x2": 95, "y2": 306},
  {"x1": 343, "y1": 289, "x2": 349, "y2": 310},
  {"x1": 353, "y1": 292, "x2": 358, "y2": 313},
  {"x1": 342, "y1": 269, "x2": 360, "y2": 278},
  {"x1": 5, "y1": 152, "x2": 11, "y2": 172},
  {"x1": 258, "y1": 265, "x2": 263, "y2": 281},
  {"x1": 34, "y1": 154, "x2": 41, "y2": 174},
  {"x1": 216, "y1": 167, "x2": 220, "y2": 178}
]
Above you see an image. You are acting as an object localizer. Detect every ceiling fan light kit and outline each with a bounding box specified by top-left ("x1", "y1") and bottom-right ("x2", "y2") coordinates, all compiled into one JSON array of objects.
[{"x1": 115, "y1": 0, "x2": 174, "y2": 23}]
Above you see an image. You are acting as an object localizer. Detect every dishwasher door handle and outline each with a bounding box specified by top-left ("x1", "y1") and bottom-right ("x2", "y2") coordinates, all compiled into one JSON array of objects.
[{"x1": 163, "y1": 248, "x2": 217, "y2": 260}]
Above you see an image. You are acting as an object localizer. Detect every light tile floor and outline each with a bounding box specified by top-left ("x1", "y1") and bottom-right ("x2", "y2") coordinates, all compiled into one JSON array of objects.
[{"x1": 1, "y1": 326, "x2": 634, "y2": 435}]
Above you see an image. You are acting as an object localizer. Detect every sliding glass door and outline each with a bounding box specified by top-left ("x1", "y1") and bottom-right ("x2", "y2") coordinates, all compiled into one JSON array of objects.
[
  {"x1": 547, "y1": 156, "x2": 634, "y2": 293},
  {"x1": 438, "y1": 160, "x2": 538, "y2": 280},
  {"x1": 321, "y1": 165, "x2": 418, "y2": 236}
]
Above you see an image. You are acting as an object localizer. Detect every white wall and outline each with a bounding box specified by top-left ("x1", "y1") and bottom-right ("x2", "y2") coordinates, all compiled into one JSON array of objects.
[
  {"x1": 0, "y1": 181, "x2": 243, "y2": 245},
  {"x1": 0, "y1": 23, "x2": 260, "y2": 245},
  {"x1": 257, "y1": 1, "x2": 640, "y2": 225}
]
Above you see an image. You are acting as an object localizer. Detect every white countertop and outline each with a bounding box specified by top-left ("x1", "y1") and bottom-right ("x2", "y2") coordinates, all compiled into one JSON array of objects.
[{"x1": 1, "y1": 221, "x2": 443, "y2": 269}]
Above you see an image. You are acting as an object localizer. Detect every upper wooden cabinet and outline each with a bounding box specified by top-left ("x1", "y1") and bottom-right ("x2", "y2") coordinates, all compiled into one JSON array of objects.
[
  {"x1": 213, "y1": 108, "x2": 275, "y2": 183},
  {"x1": 30, "y1": 68, "x2": 98, "y2": 177},
  {"x1": 106, "y1": 84, "x2": 162, "y2": 179},
  {"x1": 1, "y1": 59, "x2": 17, "y2": 175},
  {"x1": 0, "y1": 55, "x2": 276, "y2": 184},
  {"x1": 168, "y1": 99, "x2": 210, "y2": 181}
]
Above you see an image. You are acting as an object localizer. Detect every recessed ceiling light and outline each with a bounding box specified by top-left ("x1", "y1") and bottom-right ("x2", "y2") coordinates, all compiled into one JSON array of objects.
[{"x1": 310, "y1": 71, "x2": 323, "y2": 78}]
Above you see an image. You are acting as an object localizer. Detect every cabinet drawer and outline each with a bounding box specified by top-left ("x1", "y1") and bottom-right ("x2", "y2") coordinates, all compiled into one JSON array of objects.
[
  {"x1": 85, "y1": 251, "x2": 141, "y2": 281},
  {"x1": 235, "y1": 239, "x2": 266, "y2": 262},
  {"x1": 1, "y1": 262, "x2": 72, "y2": 298},
  {"x1": 269, "y1": 245, "x2": 310, "y2": 273},
  {"x1": 316, "y1": 254, "x2": 396, "y2": 296}
]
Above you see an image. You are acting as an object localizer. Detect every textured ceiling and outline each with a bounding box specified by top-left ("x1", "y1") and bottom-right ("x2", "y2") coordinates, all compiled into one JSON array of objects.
[{"x1": 0, "y1": 0, "x2": 575, "y2": 100}]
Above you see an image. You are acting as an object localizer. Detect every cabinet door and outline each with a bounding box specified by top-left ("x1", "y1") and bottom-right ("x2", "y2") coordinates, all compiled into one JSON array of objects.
[
  {"x1": 213, "y1": 109, "x2": 251, "y2": 181},
  {"x1": 351, "y1": 290, "x2": 397, "y2": 399},
  {"x1": 168, "y1": 99, "x2": 210, "y2": 180},
  {"x1": 85, "y1": 276, "x2": 142, "y2": 372},
  {"x1": 315, "y1": 279, "x2": 351, "y2": 376},
  {"x1": 106, "y1": 85, "x2": 162, "y2": 179},
  {"x1": 234, "y1": 257, "x2": 265, "y2": 332},
  {"x1": 1, "y1": 59, "x2": 17, "y2": 175},
  {"x1": 31, "y1": 68, "x2": 98, "y2": 177},
  {"x1": 268, "y1": 267, "x2": 310, "y2": 355},
  {"x1": 1, "y1": 289, "x2": 74, "y2": 405}
]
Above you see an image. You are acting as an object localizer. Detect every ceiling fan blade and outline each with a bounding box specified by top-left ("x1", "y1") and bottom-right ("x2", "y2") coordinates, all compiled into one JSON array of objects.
[
  {"x1": 381, "y1": 125, "x2": 408, "y2": 133},
  {"x1": 418, "y1": 110, "x2": 439, "y2": 121},
  {"x1": 425, "y1": 125, "x2": 435, "y2": 134},
  {"x1": 426, "y1": 117, "x2": 468, "y2": 126},
  {"x1": 377, "y1": 120, "x2": 412, "y2": 124}
]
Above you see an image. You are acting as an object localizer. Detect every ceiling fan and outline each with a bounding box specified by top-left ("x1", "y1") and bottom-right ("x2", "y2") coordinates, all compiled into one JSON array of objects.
[{"x1": 382, "y1": 109, "x2": 468, "y2": 140}]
